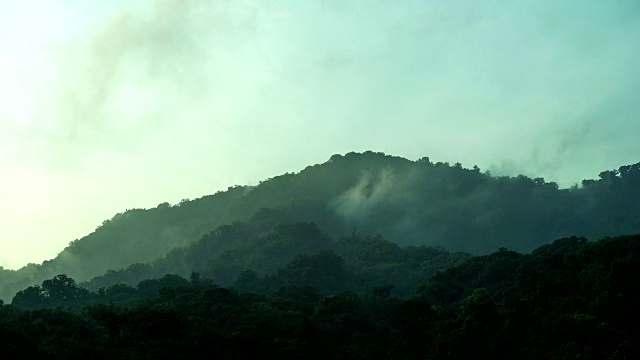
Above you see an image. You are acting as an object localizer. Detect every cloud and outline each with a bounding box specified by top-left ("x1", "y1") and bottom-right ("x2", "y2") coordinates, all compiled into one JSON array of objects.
[
  {"x1": 333, "y1": 169, "x2": 398, "y2": 224},
  {"x1": 11, "y1": 0, "x2": 640, "y2": 175},
  {"x1": 1, "y1": 0, "x2": 639, "y2": 268}
]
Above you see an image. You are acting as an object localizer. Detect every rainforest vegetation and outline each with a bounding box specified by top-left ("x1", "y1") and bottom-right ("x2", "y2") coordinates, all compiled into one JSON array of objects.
[
  {"x1": 2, "y1": 234, "x2": 639, "y2": 358},
  {"x1": 1, "y1": 152, "x2": 639, "y2": 358}
]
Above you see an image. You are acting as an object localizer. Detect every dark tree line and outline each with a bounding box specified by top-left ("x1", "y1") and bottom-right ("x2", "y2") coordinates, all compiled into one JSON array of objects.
[{"x1": 2, "y1": 234, "x2": 639, "y2": 358}]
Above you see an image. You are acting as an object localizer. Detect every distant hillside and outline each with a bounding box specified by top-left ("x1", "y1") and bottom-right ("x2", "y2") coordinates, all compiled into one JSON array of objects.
[
  {"x1": 79, "y1": 210, "x2": 471, "y2": 297},
  {"x1": 1, "y1": 151, "x2": 639, "y2": 301}
]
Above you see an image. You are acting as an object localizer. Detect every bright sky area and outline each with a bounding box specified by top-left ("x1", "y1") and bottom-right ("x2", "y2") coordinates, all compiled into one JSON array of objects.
[{"x1": 1, "y1": 0, "x2": 639, "y2": 269}]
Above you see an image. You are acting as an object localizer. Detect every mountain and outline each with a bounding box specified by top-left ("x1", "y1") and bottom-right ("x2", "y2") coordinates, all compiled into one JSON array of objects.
[{"x1": 1, "y1": 151, "x2": 640, "y2": 301}]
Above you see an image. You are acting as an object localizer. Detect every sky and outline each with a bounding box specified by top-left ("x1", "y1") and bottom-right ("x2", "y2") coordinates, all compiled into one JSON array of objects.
[{"x1": 1, "y1": 0, "x2": 639, "y2": 269}]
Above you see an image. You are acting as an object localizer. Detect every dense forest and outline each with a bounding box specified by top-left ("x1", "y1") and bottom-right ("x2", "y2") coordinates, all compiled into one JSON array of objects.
[
  {"x1": 1, "y1": 151, "x2": 640, "y2": 357},
  {"x1": 2, "y1": 234, "x2": 639, "y2": 358},
  {"x1": 1, "y1": 152, "x2": 639, "y2": 302}
]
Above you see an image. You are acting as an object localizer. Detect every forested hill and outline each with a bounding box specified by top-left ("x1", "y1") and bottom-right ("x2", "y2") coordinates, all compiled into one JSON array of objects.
[
  {"x1": 4, "y1": 234, "x2": 640, "y2": 358},
  {"x1": 1, "y1": 151, "x2": 640, "y2": 301}
]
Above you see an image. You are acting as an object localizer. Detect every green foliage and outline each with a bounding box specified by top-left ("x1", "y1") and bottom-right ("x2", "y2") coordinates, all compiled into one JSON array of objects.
[
  {"x1": 2, "y1": 234, "x2": 640, "y2": 358},
  {"x1": 12, "y1": 275, "x2": 94, "y2": 310},
  {"x1": 425, "y1": 234, "x2": 640, "y2": 358},
  {"x1": 4, "y1": 152, "x2": 640, "y2": 304}
]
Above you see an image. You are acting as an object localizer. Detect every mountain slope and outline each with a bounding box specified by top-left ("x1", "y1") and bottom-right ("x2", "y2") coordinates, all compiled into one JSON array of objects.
[{"x1": 2, "y1": 151, "x2": 640, "y2": 302}]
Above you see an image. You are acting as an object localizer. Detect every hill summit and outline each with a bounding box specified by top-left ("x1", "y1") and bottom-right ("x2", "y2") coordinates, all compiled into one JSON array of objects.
[{"x1": 1, "y1": 151, "x2": 639, "y2": 301}]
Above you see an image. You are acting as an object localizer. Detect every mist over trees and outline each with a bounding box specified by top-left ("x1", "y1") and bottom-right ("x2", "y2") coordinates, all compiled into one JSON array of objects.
[
  {"x1": 1, "y1": 151, "x2": 640, "y2": 357},
  {"x1": 1, "y1": 152, "x2": 640, "y2": 302}
]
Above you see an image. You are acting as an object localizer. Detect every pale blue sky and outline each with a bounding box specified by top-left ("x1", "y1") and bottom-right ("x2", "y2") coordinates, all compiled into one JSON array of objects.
[{"x1": 1, "y1": 0, "x2": 639, "y2": 269}]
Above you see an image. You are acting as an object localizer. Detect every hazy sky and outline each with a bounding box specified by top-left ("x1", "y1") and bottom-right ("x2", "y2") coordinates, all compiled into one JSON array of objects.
[{"x1": 1, "y1": 0, "x2": 639, "y2": 269}]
